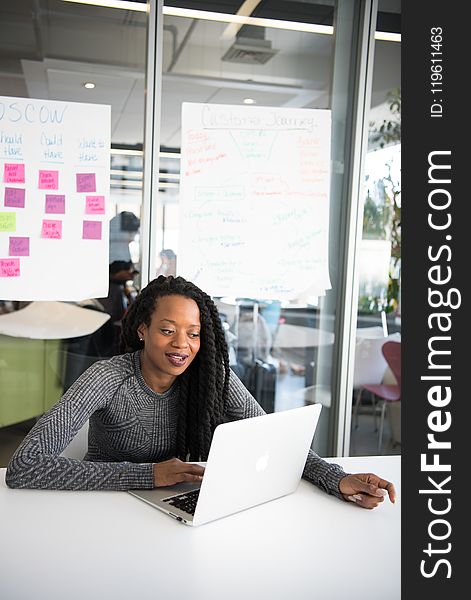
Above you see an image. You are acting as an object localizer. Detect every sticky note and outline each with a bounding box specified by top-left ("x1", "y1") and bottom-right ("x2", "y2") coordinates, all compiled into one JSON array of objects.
[
  {"x1": 9, "y1": 237, "x2": 30, "y2": 256},
  {"x1": 45, "y1": 194, "x2": 66, "y2": 214},
  {"x1": 4, "y1": 187, "x2": 25, "y2": 208},
  {"x1": 0, "y1": 212, "x2": 16, "y2": 232},
  {"x1": 76, "y1": 173, "x2": 96, "y2": 193},
  {"x1": 82, "y1": 220, "x2": 102, "y2": 240},
  {"x1": 4, "y1": 163, "x2": 25, "y2": 184},
  {"x1": 38, "y1": 170, "x2": 59, "y2": 190},
  {"x1": 41, "y1": 219, "x2": 62, "y2": 239},
  {"x1": 0, "y1": 258, "x2": 20, "y2": 277},
  {"x1": 85, "y1": 195, "x2": 105, "y2": 214}
]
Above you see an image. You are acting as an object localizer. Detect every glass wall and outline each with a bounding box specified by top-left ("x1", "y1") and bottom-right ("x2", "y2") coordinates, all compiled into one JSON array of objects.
[
  {"x1": 349, "y1": 0, "x2": 401, "y2": 456},
  {"x1": 0, "y1": 0, "x2": 399, "y2": 465},
  {"x1": 148, "y1": 0, "x2": 376, "y2": 456},
  {"x1": 0, "y1": 0, "x2": 147, "y2": 461}
]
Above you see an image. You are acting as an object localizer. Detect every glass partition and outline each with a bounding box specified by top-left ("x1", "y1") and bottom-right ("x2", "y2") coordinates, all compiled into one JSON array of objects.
[
  {"x1": 0, "y1": 0, "x2": 400, "y2": 467},
  {"x1": 150, "y1": 0, "x2": 375, "y2": 456},
  {"x1": 0, "y1": 0, "x2": 147, "y2": 463},
  {"x1": 349, "y1": 0, "x2": 401, "y2": 456}
]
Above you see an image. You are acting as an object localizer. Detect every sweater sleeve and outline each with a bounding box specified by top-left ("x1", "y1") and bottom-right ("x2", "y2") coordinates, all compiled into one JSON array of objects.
[
  {"x1": 225, "y1": 369, "x2": 348, "y2": 499},
  {"x1": 5, "y1": 360, "x2": 154, "y2": 491}
]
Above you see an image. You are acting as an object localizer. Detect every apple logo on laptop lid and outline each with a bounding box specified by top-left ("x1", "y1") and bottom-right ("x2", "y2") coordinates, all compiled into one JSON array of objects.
[{"x1": 255, "y1": 452, "x2": 270, "y2": 472}]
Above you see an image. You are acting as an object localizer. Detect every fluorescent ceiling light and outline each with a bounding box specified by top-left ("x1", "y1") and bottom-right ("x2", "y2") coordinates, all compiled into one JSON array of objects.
[
  {"x1": 158, "y1": 172, "x2": 180, "y2": 180},
  {"x1": 375, "y1": 31, "x2": 401, "y2": 42},
  {"x1": 111, "y1": 168, "x2": 180, "y2": 180},
  {"x1": 110, "y1": 169, "x2": 142, "y2": 177},
  {"x1": 62, "y1": 2, "x2": 401, "y2": 42},
  {"x1": 159, "y1": 151, "x2": 181, "y2": 160},
  {"x1": 61, "y1": 0, "x2": 147, "y2": 11},
  {"x1": 62, "y1": 1, "x2": 330, "y2": 34},
  {"x1": 158, "y1": 182, "x2": 179, "y2": 189},
  {"x1": 83, "y1": 81, "x2": 96, "y2": 88},
  {"x1": 111, "y1": 179, "x2": 143, "y2": 187},
  {"x1": 163, "y1": 6, "x2": 333, "y2": 36},
  {"x1": 111, "y1": 148, "x2": 143, "y2": 156},
  {"x1": 111, "y1": 149, "x2": 181, "y2": 159},
  {"x1": 243, "y1": 98, "x2": 255, "y2": 104}
]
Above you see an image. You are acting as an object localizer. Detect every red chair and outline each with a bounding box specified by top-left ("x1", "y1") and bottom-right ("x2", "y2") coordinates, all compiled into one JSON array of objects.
[{"x1": 360, "y1": 341, "x2": 401, "y2": 453}]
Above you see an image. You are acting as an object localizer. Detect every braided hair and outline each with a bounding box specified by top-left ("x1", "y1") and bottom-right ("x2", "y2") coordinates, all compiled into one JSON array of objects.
[{"x1": 121, "y1": 275, "x2": 230, "y2": 461}]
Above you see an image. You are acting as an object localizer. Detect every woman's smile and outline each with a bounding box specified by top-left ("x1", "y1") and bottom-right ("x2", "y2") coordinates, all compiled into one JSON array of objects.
[{"x1": 165, "y1": 352, "x2": 190, "y2": 367}]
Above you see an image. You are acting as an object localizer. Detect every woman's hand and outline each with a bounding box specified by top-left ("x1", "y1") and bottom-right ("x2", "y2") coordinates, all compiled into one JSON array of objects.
[
  {"x1": 339, "y1": 472, "x2": 397, "y2": 509},
  {"x1": 153, "y1": 458, "x2": 205, "y2": 487}
]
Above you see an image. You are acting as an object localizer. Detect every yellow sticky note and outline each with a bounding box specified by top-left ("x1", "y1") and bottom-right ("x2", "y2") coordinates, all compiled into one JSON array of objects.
[{"x1": 0, "y1": 212, "x2": 16, "y2": 232}]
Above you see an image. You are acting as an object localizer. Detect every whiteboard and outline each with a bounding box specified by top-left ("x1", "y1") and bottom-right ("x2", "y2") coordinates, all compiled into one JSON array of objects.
[
  {"x1": 178, "y1": 103, "x2": 332, "y2": 301},
  {"x1": 0, "y1": 96, "x2": 110, "y2": 301}
]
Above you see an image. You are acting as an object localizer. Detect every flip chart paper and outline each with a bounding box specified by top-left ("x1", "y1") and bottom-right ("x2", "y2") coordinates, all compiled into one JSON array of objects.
[
  {"x1": 0, "y1": 95, "x2": 110, "y2": 300},
  {"x1": 4, "y1": 187, "x2": 25, "y2": 208},
  {"x1": 179, "y1": 103, "x2": 332, "y2": 300}
]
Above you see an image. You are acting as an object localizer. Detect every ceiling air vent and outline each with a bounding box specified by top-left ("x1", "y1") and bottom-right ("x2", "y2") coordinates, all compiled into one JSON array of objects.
[{"x1": 222, "y1": 33, "x2": 279, "y2": 65}]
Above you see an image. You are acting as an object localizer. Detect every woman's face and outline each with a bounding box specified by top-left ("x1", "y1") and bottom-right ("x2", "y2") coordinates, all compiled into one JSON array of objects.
[{"x1": 137, "y1": 294, "x2": 201, "y2": 386}]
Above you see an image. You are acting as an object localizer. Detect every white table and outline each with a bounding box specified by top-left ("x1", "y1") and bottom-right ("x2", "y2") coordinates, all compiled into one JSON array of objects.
[{"x1": 0, "y1": 456, "x2": 400, "y2": 600}]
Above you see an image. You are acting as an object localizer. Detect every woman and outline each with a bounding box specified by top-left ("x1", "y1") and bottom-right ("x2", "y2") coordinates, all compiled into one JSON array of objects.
[{"x1": 6, "y1": 276, "x2": 395, "y2": 509}]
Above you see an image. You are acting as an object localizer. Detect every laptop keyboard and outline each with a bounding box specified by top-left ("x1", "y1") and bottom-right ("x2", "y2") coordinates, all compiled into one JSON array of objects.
[{"x1": 162, "y1": 489, "x2": 200, "y2": 516}]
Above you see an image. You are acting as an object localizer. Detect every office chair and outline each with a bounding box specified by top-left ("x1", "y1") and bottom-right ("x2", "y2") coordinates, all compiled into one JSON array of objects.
[
  {"x1": 360, "y1": 341, "x2": 401, "y2": 453},
  {"x1": 352, "y1": 332, "x2": 400, "y2": 429}
]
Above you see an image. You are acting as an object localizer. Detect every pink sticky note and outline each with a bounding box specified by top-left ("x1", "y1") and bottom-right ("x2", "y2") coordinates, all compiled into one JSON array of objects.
[
  {"x1": 9, "y1": 237, "x2": 30, "y2": 257},
  {"x1": 38, "y1": 170, "x2": 59, "y2": 190},
  {"x1": 85, "y1": 195, "x2": 105, "y2": 214},
  {"x1": 0, "y1": 258, "x2": 20, "y2": 277},
  {"x1": 4, "y1": 187, "x2": 25, "y2": 208},
  {"x1": 4, "y1": 163, "x2": 25, "y2": 184},
  {"x1": 76, "y1": 173, "x2": 96, "y2": 193},
  {"x1": 45, "y1": 194, "x2": 66, "y2": 214},
  {"x1": 82, "y1": 220, "x2": 102, "y2": 240},
  {"x1": 41, "y1": 219, "x2": 62, "y2": 239}
]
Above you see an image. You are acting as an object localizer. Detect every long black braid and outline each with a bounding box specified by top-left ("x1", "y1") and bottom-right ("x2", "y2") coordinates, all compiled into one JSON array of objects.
[{"x1": 120, "y1": 275, "x2": 230, "y2": 461}]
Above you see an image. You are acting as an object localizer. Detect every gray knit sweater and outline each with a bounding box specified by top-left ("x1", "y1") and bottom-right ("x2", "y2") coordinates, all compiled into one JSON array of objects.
[{"x1": 5, "y1": 352, "x2": 346, "y2": 498}]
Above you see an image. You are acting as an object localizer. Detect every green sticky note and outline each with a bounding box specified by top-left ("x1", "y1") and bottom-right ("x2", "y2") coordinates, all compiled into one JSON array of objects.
[{"x1": 0, "y1": 212, "x2": 16, "y2": 232}]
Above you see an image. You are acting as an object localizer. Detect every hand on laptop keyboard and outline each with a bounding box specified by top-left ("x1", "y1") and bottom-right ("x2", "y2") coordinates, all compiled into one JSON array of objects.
[{"x1": 153, "y1": 458, "x2": 205, "y2": 487}]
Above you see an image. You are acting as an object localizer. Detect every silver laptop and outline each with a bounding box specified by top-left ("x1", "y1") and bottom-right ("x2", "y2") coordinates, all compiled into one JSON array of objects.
[{"x1": 128, "y1": 403, "x2": 322, "y2": 527}]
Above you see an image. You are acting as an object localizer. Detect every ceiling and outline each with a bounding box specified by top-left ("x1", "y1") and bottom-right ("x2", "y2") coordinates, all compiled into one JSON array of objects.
[{"x1": 0, "y1": 0, "x2": 401, "y2": 151}]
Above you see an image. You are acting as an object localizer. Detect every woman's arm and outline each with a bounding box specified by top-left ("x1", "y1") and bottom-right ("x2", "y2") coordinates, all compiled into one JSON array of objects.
[
  {"x1": 302, "y1": 450, "x2": 346, "y2": 499},
  {"x1": 5, "y1": 360, "x2": 154, "y2": 491}
]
